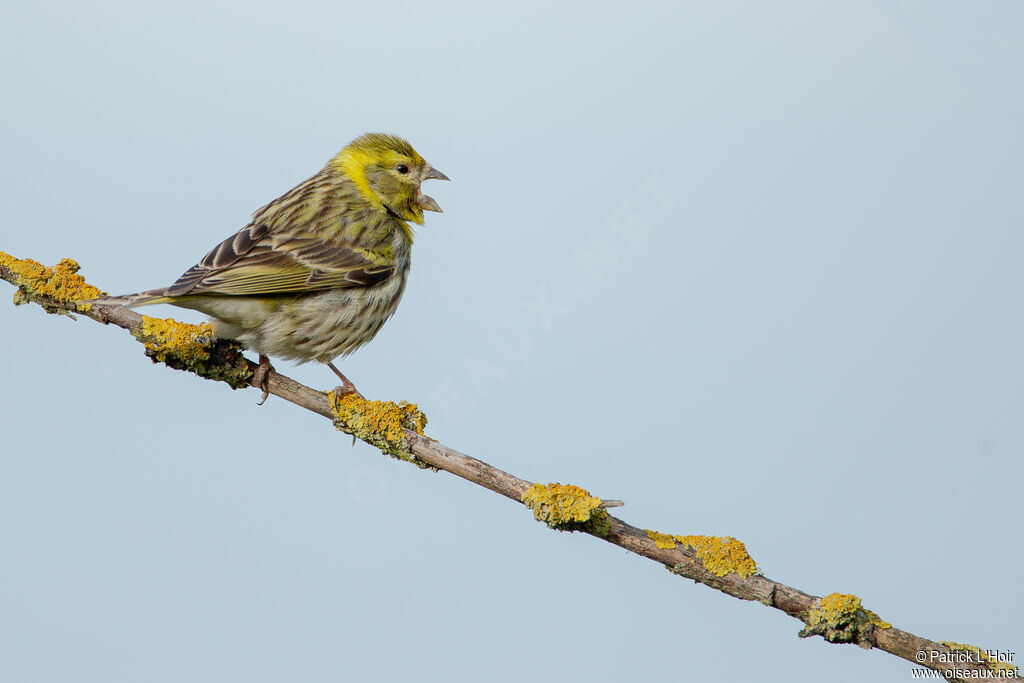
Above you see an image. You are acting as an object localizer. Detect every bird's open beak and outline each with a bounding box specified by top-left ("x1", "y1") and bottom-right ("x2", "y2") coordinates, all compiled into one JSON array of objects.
[{"x1": 418, "y1": 163, "x2": 448, "y2": 212}]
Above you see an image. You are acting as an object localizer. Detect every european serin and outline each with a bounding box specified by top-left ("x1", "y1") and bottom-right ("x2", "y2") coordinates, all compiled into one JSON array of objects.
[{"x1": 95, "y1": 133, "x2": 448, "y2": 401}]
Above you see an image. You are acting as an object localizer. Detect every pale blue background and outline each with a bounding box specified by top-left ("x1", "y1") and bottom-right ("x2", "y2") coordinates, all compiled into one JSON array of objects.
[{"x1": 1, "y1": 2, "x2": 1021, "y2": 681}]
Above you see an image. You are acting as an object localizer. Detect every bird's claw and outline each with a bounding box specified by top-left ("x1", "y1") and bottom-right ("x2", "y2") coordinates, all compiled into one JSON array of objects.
[
  {"x1": 330, "y1": 385, "x2": 362, "y2": 447},
  {"x1": 330, "y1": 383, "x2": 364, "y2": 402},
  {"x1": 328, "y1": 366, "x2": 363, "y2": 447},
  {"x1": 327, "y1": 361, "x2": 363, "y2": 400},
  {"x1": 253, "y1": 354, "x2": 275, "y2": 405}
]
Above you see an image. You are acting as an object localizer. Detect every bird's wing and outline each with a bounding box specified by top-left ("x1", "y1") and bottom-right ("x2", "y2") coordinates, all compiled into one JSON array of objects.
[{"x1": 164, "y1": 224, "x2": 393, "y2": 297}]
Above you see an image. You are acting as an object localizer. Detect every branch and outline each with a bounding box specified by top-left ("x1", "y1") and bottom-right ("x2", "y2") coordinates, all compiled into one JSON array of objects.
[{"x1": 1, "y1": 251, "x2": 1014, "y2": 682}]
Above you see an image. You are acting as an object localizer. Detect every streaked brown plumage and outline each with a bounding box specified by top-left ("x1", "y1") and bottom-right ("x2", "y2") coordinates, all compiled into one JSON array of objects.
[{"x1": 93, "y1": 133, "x2": 448, "y2": 398}]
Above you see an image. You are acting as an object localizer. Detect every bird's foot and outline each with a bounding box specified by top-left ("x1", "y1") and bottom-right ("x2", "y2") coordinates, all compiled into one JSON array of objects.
[
  {"x1": 328, "y1": 362, "x2": 364, "y2": 401},
  {"x1": 327, "y1": 362, "x2": 364, "y2": 446},
  {"x1": 253, "y1": 354, "x2": 275, "y2": 405}
]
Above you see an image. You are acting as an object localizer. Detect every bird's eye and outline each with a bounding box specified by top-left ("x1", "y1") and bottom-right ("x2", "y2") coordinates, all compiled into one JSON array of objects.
[{"x1": 396, "y1": 164, "x2": 410, "y2": 174}]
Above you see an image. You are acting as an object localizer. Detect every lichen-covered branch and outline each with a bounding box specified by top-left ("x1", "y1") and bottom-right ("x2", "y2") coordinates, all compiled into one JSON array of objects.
[{"x1": 0, "y1": 251, "x2": 1012, "y2": 682}]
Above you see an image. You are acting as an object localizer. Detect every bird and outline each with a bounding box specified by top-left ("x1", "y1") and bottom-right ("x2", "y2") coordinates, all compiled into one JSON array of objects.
[{"x1": 92, "y1": 133, "x2": 448, "y2": 403}]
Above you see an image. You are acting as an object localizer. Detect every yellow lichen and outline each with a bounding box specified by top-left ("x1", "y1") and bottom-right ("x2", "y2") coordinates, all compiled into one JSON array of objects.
[
  {"x1": 799, "y1": 592, "x2": 889, "y2": 645},
  {"x1": 645, "y1": 529, "x2": 678, "y2": 549},
  {"x1": 673, "y1": 534, "x2": 759, "y2": 579},
  {"x1": 941, "y1": 642, "x2": 1017, "y2": 675},
  {"x1": 140, "y1": 316, "x2": 214, "y2": 363},
  {"x1": 328, "y1": 391, "x2": 431, "y2": 467},
  {"x1": 862, "y1": 607, "x2": 891, "y2": 630},
  {"x1": 807, "y1": 593, "x2": 862, "y2": 627},
  {"x1": 0, "y1": 251, "x2": 104, "y2": 311},
  {"x1": 133, "y1": 315, "x2": 252, "y2": 388},
  {"x1": 1, "y1": 252, "x2": 250, "y2": 388},
  {"x1": 522, "y1": 483, "x2": 610, "y2": 536},
  {"x1": 646, "y1": 529, "x2": 759, "y2": 578}
]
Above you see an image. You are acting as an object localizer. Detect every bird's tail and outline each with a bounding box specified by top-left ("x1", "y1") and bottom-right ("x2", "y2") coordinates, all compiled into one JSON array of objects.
[{"x1": 84, "y1": 288, "x2": 176, "y2": 308}]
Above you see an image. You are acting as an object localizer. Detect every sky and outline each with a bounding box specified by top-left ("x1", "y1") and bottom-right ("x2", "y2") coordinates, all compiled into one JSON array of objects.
[{"x1": 1, "y1": 2, "x2": 1021, "y2": 681}]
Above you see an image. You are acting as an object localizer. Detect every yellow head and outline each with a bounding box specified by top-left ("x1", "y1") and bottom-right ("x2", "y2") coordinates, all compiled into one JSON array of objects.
[{"x1": 330, "y1": 133, "x2": 449, "y2": 225}]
